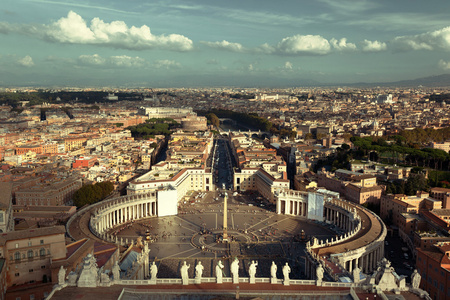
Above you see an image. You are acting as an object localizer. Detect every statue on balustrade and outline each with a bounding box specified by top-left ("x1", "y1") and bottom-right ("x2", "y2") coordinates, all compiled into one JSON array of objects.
[
  {"x1": 411, "y1": 269, "x2": 421, "y2": 289},
  {"x1": 283, "y1": 263, "x2": 291, "y2": 285},
  {"x1": 231, "y1": 257, "x2": 239, "y2": 284},
  {"x1": 216, "y1": 261, "x2": 224, "y2": 283},
  {"x1": 150, "y1": 262, "x2": 158, "y2": 280},
  {"x1": 316, "y1": 264, "x2": 324, "y2": 282},
  {"x1": 249, "y1": 260, "x2": 258, "y2": 283},
  {"x1": 58, "y1": 266, "x2": 66, "y2": 286},
  {"x1": 180, "y1": 261, "x2": 190, "y2": 285},
  {"x1": 271, "y1": 261, "x2": 277, "y2": 283}
]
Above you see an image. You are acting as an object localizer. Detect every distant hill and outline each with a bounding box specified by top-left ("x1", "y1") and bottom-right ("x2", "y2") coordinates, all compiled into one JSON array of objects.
[{"x1": 346, "y1": 74, "x2": 450, "y2": 88}]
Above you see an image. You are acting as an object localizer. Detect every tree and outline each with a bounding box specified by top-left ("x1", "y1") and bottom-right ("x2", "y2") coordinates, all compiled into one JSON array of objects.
[{"x1": 73, "y1": 181, "x2": 114, "y2": 208}]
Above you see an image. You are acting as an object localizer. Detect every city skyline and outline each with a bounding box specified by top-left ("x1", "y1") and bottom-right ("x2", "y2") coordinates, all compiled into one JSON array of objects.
[{"x1": 1, "y1": 0, "x2": 450, "y2": 87}]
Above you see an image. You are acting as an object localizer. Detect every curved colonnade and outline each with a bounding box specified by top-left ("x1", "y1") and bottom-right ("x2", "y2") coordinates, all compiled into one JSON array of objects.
[
  {"x1": 89, "y1": 193, "x2": 158, "y2": 245},
  {"x1": 76, "y1": 190, "x2": 386, "y2": 283},
  {"x1": 305, "y1": 198, "x2": 387, "y2": 280}
]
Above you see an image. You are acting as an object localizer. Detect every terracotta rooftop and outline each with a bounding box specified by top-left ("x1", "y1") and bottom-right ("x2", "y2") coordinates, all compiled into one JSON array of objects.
[{"x1": 0, "y1": 225, "x2": 65, "y2": 245}]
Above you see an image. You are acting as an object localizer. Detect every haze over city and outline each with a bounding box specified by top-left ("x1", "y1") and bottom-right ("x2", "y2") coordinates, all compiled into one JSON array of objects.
[{"x1": 1, "y1": 0, "x2": 450, "y2": 87}]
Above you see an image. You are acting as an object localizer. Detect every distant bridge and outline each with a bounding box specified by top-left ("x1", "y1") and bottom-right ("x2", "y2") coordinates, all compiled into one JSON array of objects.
[{"x1": 218, "y1": 128, "x2": 270, "y2": 137}]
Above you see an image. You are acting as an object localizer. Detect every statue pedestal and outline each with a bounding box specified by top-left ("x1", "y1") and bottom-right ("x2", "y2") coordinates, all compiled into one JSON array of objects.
[
  {"x1": 195, "y1": 277, "x2": 202, "y2": 284},
  {"x1": 271, "y1": 278, "x2": 277, "y2": 284},
  {"x1": 283, "y1": 279, "x2": 290, "y2": 286},
  {"x1": 217, "y1": 277, "x2": 223, "y2": 284},
  {"x1": 149, "y1": 278, "x2": 156, "y2": 285},
  {"x1": 233, "y1": 276, "x2": 239, "y2": 284},
  {"x1": 249, "y1": 277, "x2": 255, "y2": 284},
  {"x1": 316, "y1": 279, "x2": 322, "y2": 286}
]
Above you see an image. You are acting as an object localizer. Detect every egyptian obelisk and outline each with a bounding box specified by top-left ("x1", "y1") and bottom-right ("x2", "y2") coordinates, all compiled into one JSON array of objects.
[{"x1": 223, "y1": 189, "x2": 228, "y2": 242}]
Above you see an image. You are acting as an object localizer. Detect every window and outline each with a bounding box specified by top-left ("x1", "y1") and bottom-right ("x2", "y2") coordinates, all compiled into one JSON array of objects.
[
  {"x1": 15, "y1": 273, "x2": 19, "y2": 277},
  {"x1": 27, "y1": 250, "x2": 33, "y2": 259},
  {"x1": 40, "y1": 248, "x2": 45, "y2": 256},
  {"x1": 28, "y1": 241, "x2": 32, "y2": 247},
  {"x1": 15, "y1": 243, "x2": 19, "y2": 249},
  {"x1": 29, "y1": 269, "x2": 33, "y2": 273},
  {"x1": 14, "y1": 252, "x2": 20, "y2": 260},
  {"x1": 41, "y1": 266, "x2": 45, "y2": 269}
]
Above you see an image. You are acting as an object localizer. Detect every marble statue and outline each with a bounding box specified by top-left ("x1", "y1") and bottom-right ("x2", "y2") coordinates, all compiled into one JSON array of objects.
[
  {"x1": 112, "y1": 261, "x2": 120, "y2": 281},
  {"x1": 216, "y1": 261, "x2": 224, "y2": 284},
  {"x1": 58, "y1": 266, "x2": 66, "y2": 286},
  {"x1": 195, "y1": 261, "x2": 204, "y2": 284},
  {"x1": 231, "y1": 257, "x2": 239, "y2": 284},
  {"x1": 249, "y1": 260, "x2": 258, "y2": 284},
  {"x1": 316, "y1": 264, "x2": 324, "y2": 282},
  {"x1": 180, "y1": 261, "x2": 190, "y2": 285},
  {"x1": 150, "y1": 262, "x2": 158, "y2": 280},
  {"x1": 282, "y1": 263, "x2": 291, "y2": 285},
  {"x1": 78, "y1": 253, "x2": 99, "y2": 288},
  {"x1": 270, "y1": 261, "x2": 277, "y2": 283},
  {"x1": 411, "y1": 269, "x2": 421, "y2": 289}
]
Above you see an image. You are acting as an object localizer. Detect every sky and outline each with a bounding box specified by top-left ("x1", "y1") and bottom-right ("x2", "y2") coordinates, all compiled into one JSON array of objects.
[{"x1": 1, "y1": 0, "x2": 450, "y2": 87}]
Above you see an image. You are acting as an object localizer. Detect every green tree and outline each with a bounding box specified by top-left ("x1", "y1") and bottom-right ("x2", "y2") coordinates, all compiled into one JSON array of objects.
[{"x1": 73, "y1": 181, "x2": 114, "y2": 208}]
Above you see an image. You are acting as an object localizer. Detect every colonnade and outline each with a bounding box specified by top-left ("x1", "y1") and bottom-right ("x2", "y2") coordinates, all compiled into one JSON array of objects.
[
  {"x1": 277, "y1": 199, "x2": 307, "y2": 216},
  {"x1": 90, "y1": 193, "x2": 158, "y2": 236},
  {"x1": 305, "y1": 198, "x2": 387, "y2": 281},
  {"x1": 343, "y1": 246, "x2": 384, "y2": 274},
  {"x1": 95, "y1": 201, "x2": 157, "y2": 234},
  {"x1": 276, "y1": 190, "x2": 308, "y2": 217},
  {"x1": 323, "y1": 205, "x2": 358, "y2": 232}
]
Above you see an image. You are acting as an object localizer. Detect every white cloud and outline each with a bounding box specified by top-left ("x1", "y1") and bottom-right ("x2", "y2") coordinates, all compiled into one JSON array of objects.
[
  {"x1": 78, "y1": 54, "x2": 146, "y2": 67},
  {"x1": 78, "y1": 54, "x2": 106, "y2": 65},
  {"x1": 256, "y1": 43, "x2": 276, "y2": 54},
  {"x1": 361, "y1": 39, "x2": 387, "y2": 52},
  {"x1": 17, "y1": 55, "x2": 34, "y2": 67},
  {"x1": 31, "y1": 11, "x2": 193, "y2": 51},
  {"x1": 153, "y1": 59, "x2": 181, "y2": 69},
  {"x1": 284, "y1": 61, "x2": 293, "y2": 70},
  {"x1": 201, "y1": 40, "x2": 245, "y2": 52},
  {"x1": 330, "y1": 38, "x2": 357, "y2": 51},
  {"x1": 439, "y1": 59, "x2": 450, "y2": 70},
  {"x1": 276, "y1": 35, "x2": 331, "y2": 55},
  {"x1": 392, "y1": 26, "x2": 450, "y2": 51},
  {"x1": 109, "y1": 55, "x2": 146, "y2": 67}
]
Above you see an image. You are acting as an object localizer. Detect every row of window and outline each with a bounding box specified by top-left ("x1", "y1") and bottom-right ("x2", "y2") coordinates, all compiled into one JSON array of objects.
[
  {"x1": 15, "y1": 240, "x2": 44, "y2": 248},
  {"x1": 13, "y1": 248, "x2": 48, "y2": 260}
]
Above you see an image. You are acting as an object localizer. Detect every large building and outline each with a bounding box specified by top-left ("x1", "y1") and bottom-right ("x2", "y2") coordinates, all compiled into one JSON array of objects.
[
  {"x1": 0, "y1": 226, "x2": 66, "y2": 299},
  {"x1": 318, "y1": 169, "x2": 382, "y2": 205},
  {"x1": 15, "y1": 176, "x2": 82, "y2": 206},
  {"x1": 416, "y1": 242, "x2": 450, "y2": 300},
  {"x1": 138, "y1": 107, "x2": 194, "y2": 119}
]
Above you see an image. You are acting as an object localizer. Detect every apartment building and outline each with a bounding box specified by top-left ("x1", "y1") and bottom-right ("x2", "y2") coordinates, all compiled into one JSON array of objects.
[
  {"x1": 416, "y1": 243, "x2": 450, "y2": 300},
  {"x1": 0, "y1": 226, "x2": 66, "y2": 299},
  {"x1": 15, "y1": 176, "x2": 82, "y2": 206}
]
